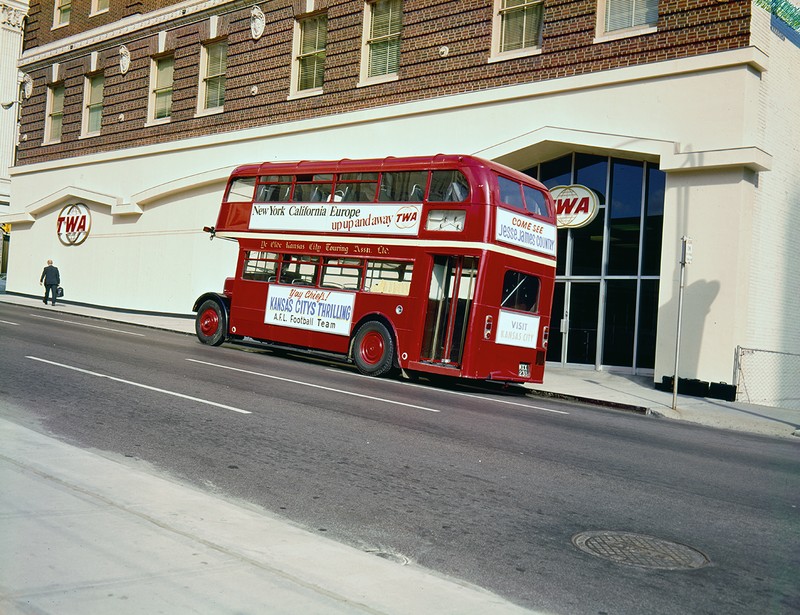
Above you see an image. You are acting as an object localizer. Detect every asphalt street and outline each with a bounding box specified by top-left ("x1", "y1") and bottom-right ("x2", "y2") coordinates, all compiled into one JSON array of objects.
[{"x1": 1, "y1": 302, "x2": 798, "y2": 614}]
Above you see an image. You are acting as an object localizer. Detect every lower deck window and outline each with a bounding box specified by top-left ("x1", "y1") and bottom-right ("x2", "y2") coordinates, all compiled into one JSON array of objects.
[{"x1": 242, "y1": 251, "x2": 413, "y2": 295}]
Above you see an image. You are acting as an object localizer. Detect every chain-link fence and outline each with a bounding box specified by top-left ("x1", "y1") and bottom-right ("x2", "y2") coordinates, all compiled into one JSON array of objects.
[{"x1": 734, "y1": 347, "x2": 800, "y2": 410}]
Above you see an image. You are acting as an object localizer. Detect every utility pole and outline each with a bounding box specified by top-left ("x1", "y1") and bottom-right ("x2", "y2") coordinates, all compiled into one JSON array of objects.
[{"x1": 672, "y1": 236, "x2": 692, "y2": 410}]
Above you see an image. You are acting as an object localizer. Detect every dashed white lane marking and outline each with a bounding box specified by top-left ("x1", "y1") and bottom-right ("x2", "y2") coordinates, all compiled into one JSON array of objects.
[
  {"x1": 327, "y1": 368, "x2": 570, "y2": 415},
  {"x1": 187, "y1": 358, "x2": 442, "y2": 413},
  {"x1": 30, "y1": 313, "x2": 146, "y2": 337},
  {"x1": 26, "y1": 356, "x2": 251, "y2": 414}
]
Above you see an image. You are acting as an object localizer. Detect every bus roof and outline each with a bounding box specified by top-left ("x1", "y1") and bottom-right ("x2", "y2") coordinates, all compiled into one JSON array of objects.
[{"x1": 230, "y1": 154, "x2": 543, "y2": 187}]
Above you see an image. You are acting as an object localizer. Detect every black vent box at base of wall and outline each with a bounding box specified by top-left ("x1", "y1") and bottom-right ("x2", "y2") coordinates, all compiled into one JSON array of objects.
[{"x1": 655, "y1": 377, "x2": 737, "y2": 402}]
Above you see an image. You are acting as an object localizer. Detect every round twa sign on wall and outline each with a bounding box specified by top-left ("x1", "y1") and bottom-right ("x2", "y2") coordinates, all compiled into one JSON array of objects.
[
  {"x1": 551, "y1": 185, "x2": 600, "y2": 229},
  {"x1": 57, "y1": 203, "x2": 92, "y2": 246}
]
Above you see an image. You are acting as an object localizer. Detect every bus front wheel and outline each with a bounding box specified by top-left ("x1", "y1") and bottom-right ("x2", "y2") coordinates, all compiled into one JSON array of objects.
[
  {"x1": 196, "y1": 300, "x2": 227, "y2": 346},
  {"x1": 353, "y1": 321, "x2": 395, "y2": 377}
]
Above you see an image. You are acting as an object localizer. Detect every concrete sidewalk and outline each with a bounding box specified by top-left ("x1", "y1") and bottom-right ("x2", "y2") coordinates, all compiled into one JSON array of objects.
[
  {"x1": 2, "y1": 292, "x2": 797, "y2": 439},
  {"x1": 0, "y1": 418, "x2": 537, "y2": 615}
]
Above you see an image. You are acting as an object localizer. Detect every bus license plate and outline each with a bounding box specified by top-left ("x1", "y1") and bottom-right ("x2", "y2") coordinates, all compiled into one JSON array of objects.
[{"x1": 518, "y1": 363, "x2": 530, "y2": 378}]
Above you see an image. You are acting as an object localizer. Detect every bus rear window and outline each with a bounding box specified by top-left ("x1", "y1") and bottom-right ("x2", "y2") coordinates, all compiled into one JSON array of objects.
[
  {"x1": 501, "y1": 270, "x2": 540, "y2": 313},
  {"x1": 226, "y1": 177, "x2": 256, "y2": 202}
]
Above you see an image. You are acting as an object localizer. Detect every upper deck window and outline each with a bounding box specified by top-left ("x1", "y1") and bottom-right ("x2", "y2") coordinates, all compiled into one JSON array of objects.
[
  {"x1": 428, "y1": 170, "x2": 469, "y2": 202},
  {"x1": 226, "y1": 177, "x2": 256, "y2": 202},
  {"x1": 335, "y1": 173, "x2": 379, "y2": 202},
  {"x1": 498, "y1": 175, "x2": 549, "y2": 217},
  {"x1": 378, "y1": 171, "x2": 428, "y2": 202},
  {"x1": 293, "y1": 174, "x2": 333, "y2": 202}
]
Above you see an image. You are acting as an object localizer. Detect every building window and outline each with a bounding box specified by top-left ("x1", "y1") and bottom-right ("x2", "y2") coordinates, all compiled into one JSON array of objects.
[
  {"x1": 490, "y1": 0, "x2": 544, "y2": 61},
  {"x1": 82, "y1": 74, "x2": 104, "y2": 136},
  {"x1": 293, "y1": 14, "x2": 327, "y2": 95},
  {"x1": 533, "y1": 153, "x2": 665, "y2": 372},
  {"x1": 90, "y1": 0, "x2": 109, "y2": 16},
  {"x1": 364, "y1": 0, "x2": 401, "y2": 80},
  {"x1": 53, "y1": 0, "x2": 71, "y2": 27},
  {"x1": 149, "y1": 55, "x2": 174, "y2": 122},
  {"x1": 45, "y1": 84, "x2": 65, "y2": 143},
  {"x1": 596, "y1": 0, "x2": 658, "y2": 40},
  {"x1": 199, "y1": 41, "x2": 226, "y2": 112}
]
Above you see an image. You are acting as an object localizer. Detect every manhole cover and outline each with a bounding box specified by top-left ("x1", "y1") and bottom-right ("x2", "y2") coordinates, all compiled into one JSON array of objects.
[{"x1": 572, "y1": 531, "x2": 709, "y2": 570}]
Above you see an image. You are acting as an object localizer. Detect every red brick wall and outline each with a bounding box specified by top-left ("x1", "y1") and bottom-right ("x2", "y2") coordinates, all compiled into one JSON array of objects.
[{"x1": 16, "y1": 0, "x2": 752, "y2": 165}]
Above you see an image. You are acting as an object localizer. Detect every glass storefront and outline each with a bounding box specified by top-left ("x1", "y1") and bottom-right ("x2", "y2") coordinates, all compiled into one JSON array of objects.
[{"x1": 525, "y1": 153, "x2": 665, "y2": 372}]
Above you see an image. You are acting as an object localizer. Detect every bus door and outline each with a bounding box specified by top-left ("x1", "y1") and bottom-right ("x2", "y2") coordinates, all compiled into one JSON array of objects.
[{"x1": 421, "y1": 256, "x2": 478, "y2": 366}]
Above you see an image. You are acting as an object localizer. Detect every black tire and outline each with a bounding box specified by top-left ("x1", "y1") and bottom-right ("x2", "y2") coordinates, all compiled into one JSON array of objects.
[
  {"x1": 195, "y1": 299, "x2": 227, "y2": 346},
  {"x1": 352, "y1": 321, "x2": 396, "y2": 377}
]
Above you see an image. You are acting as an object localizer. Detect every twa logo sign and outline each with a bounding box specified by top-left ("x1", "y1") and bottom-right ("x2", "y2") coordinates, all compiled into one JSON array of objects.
[
  {"x1": 551, "y1": 185, "x2": 600, "y2": 229},
  {"x1": 57, "y1": 203, "x2": 91, "y2": 246}
]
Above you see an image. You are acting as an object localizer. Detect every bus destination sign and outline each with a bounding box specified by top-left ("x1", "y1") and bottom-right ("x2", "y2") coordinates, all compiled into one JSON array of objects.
[
  {"x1": 250, "y1": 203, "x2": 422, "y2": 236},
  {"x1": 265, "y1": 285, "x2": 356, "y2": 336},
  {"x1": 495, "y1": 208, "x2": 557, "y2": 256}
]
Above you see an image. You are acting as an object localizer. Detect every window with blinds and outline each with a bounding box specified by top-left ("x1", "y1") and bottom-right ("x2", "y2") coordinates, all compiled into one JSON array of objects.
[
  {"x1": 54, "y1": 0, "x2": 71, "y2": 26},
  {"x1": 91, "y1": 0, "x2": 109, "y2": 14},
  {"x1": 298, "y1": 15, "x2": 327, "y2": 91},
  {"x1": 46, "y1": 84, "x2": 65, "y2": 143},
  {"x1": 202, "y1": 41, "x2": 227, "y2": 110},
  {"x1": 367, "y1": 0, "x2": 402, "y2": 78},
  {"x1": 605, "y1": 0, "x2": 658, "y2": 32},
  {"x1": 500, "y1": 0, "x2": 544, "y2": 52},
  {"x1": 84, "y1": 74, "x2": 104, "y2": 135},
  {"x1": 152, "y1": 56, "x2": 174, "y2": 120}
]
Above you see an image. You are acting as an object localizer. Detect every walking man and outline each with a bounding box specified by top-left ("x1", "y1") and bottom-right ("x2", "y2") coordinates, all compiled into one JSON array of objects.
[{"x1": 40, "y1": 259, "x2": 60, "y2": 306}]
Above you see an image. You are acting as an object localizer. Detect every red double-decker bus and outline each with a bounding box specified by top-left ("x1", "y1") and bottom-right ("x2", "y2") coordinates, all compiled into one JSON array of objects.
[{"x1": 194, "y1": 154, "x2": 557, "y2": 383}]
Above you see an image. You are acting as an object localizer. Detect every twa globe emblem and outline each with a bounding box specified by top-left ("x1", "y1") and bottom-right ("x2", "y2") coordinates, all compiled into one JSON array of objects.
[
  {"x1": 57, "y1": 203, "x2": 92, "y2": 246},
  {"x1": 551, "y1": 185, "x2": 600, "y2": 229}
]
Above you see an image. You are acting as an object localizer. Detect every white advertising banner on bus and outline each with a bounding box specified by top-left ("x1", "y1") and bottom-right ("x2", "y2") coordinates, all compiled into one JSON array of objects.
[
  {"x1": 265, "y1": 285, "x2": 356, "y2": 336},
  {"x1": 495, "y1": 208, "x2": 557, "y2": 256},
  {"x1": 250, "y1": 203, "x2": 422, "y2": 235},
  {"x1": 496, "y1": 310, "x2": 540, "y2": 349}
]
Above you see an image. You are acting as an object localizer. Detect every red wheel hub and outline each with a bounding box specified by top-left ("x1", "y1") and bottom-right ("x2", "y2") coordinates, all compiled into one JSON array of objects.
[
  {"x1": 199, "y1": 308, "x2": 219, "y2": 336},
  {"x1": 359, "y1": 331, "x2": 385, "y2": 365}
]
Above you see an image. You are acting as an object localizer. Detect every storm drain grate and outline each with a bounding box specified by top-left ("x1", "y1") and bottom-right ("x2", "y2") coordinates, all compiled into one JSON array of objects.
[{"x1": 572, "y1": 531, "x2": 710, "y2": 570}]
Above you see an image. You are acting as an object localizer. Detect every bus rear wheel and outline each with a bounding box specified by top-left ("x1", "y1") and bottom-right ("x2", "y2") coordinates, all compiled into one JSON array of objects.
[
  {"x1": 353, "y1": 321, "x2": 395, "y2": 377},
  {"x1": 196, "y1": 300, "x2": 227, "y2": 346}
]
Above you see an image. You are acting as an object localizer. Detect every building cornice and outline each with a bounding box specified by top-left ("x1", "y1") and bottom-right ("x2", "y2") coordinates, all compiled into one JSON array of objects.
[{"x1": 19, "y1": 0, "x2": 238, "y2": 67}]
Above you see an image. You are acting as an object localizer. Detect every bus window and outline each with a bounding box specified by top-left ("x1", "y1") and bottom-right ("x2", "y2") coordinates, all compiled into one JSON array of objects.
[
  {"x1": 428, "y1": 170, "x2": 469, "y2": 202},
  {"x1": 501, "y1": 270, "x2": 540, "y2": 313},
  {"x1": 523, "y1": 184, "x2": 548, "y2": 216},
  {"x1": 364, "y1": 260, "x2": 414, "y2": 295},
  {"x1": 279, "y1": 255, "x2": 320, "y2": 285},
  {"x1": 294, "y1": 174, "x2": 333, "y2": 202},
  {"x1": 226, "y1": 177, "x2": 256, "y2": 202},
  {"x1": 321, "y1": 257, "x2": 363, "y2": 289},
  {"x1": 256, "y1": 175, "x2": 293, "y2": 202},
  {"x1": 336, "y1": 173, "x2": 378, "y2": 202},
  {"x1": 498, "y1": 176, "x2": 524, "y2": 210},
  {"x1": 242, "y1": 251, "x2": 281, "y2": 281},
  {"x1": 379, "y1": 171, "x2": 429, "y2": 202}
]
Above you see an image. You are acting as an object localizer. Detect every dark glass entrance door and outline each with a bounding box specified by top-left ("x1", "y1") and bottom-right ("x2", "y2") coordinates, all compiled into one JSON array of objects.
[{"x1": 547, "y1": 281, "x2": 600, "y2": 366}]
